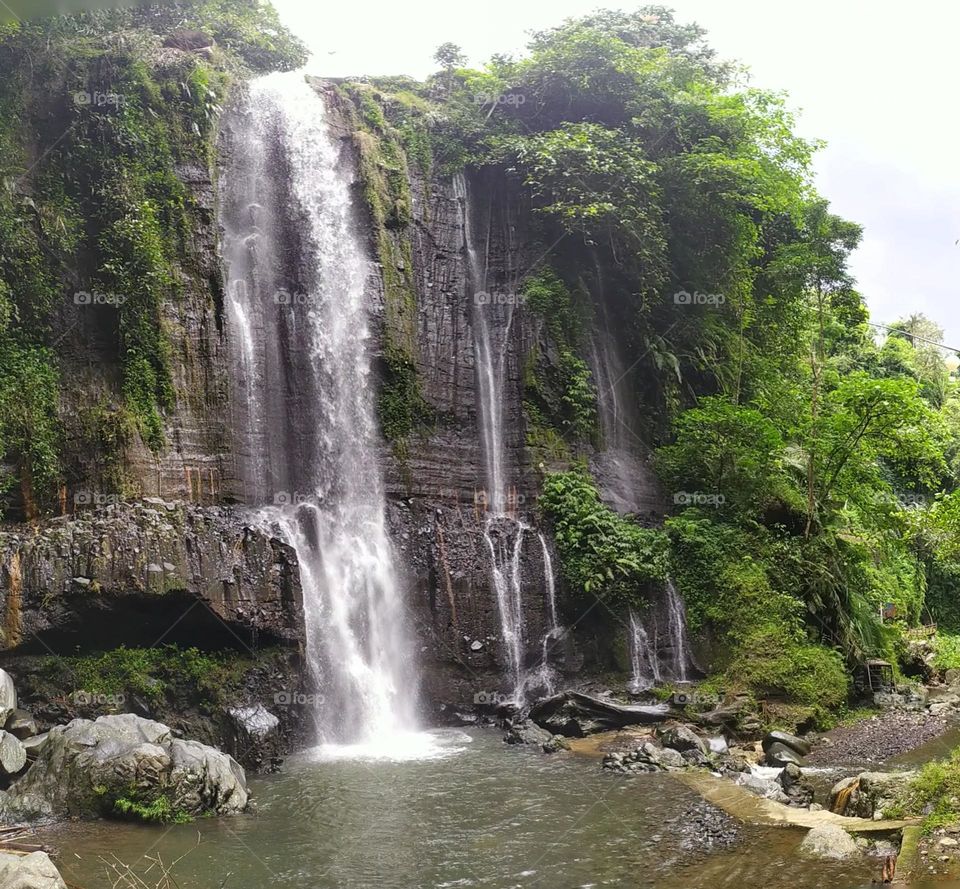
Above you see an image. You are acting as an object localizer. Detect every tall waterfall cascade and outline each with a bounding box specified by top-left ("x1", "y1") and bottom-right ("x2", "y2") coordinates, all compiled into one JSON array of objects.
[
  {"x1": 454, "y1": 173, "x2": 560, "y2": 702},
  {"x1": 221, "y1": 72, "x2": 423, "y2": 757}
]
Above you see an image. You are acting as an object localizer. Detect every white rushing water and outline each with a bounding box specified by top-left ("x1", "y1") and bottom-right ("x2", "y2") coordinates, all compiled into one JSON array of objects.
[
  {"x1": 224, "y1": 72, "x2": 423, "y2": 756},
  {"x1": 453, "y1": 172, "x2": 535, "y2": 700},
  {"x1": 628, "y1": 580, "x2": 696, "y2": 690}
]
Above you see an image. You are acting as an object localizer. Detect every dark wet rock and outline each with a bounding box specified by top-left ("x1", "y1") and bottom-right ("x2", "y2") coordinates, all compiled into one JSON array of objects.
[
  {"x1": 227, "y1": 704, "x2": 282, "y2": 772},
  {"x1": 778, "y1": 762, "x2": 815, "y2": 807},
  {"x1": 603, "y1": 741, "x2": 685, "y2": 773},
  {"x1": 799, "y1": 824, "x2": 860, "y2": 860},
  {"x1": 0, "y1": 502, "x2": 305, "y2": 652},
  {"x1": 529, "y1": 692, "x2": 671, "y2": 737},
  {"x1": 4, "y1": 708, "x2": 37, "y2": 740},
  {"x1": 764, "y1": 740, "x2": 804, "y2": 766},
  {"x1": 503, "y1": 719, "x2": 552, "y2": 747},
  {"x1": 763, "y1": 730, "x2": 812, "y2": 757},
  {"x1": 8, "y1": 714, "x2": 248, "y2": 820}
]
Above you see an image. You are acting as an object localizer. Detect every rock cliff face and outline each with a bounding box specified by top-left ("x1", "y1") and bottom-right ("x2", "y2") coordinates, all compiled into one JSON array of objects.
[{"x1": 0, "y1": 73, "x2": 667, "y2": 742}]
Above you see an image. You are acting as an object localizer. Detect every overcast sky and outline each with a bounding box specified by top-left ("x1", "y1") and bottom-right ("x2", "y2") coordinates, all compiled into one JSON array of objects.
[{"x1": 271, "y1": 0, "x2": 960, "y2": 349}]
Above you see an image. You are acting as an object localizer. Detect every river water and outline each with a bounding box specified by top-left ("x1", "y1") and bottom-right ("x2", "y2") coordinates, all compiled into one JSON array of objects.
[{"x1": 43, "y1": 729, "x2": 890, "y2": 889}]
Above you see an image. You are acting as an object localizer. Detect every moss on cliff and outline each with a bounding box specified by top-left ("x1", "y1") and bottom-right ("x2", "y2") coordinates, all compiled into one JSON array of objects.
[
  {"x1": 338, "y1": 82, "x2": 437, "y2": 452},
  {"x1": 0, "y1": 2, "x2": 305, "y2": 515}
]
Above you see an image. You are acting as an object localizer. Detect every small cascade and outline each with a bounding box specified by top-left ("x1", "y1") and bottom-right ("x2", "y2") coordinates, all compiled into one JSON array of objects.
[
  {"x1": 519, "y1": 533, "x2": 562, "y2": 699},
  {"x1": 222, "y1": 72, "x2": 419, "y2": 752},
  {"x1": 665, "y1": 577, "x2": 693, "y2": 683},
  {"x1": 627, "y1": 579, "x2": 696, "y2": 689},
  {"x1": 483, "y1": 517, "x2": 528, "y2": 691},
  {"x1": 628, "y1": 608, "x2": 660, "y2": 692}
]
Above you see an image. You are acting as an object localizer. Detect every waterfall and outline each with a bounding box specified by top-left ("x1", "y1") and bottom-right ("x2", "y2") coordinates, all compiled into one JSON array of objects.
[
  {"x1": 627, "y1": 580, "x2": 696, "y2": 690},
  {"x1": 222, "y1": 72, "x2": 418, "y2": 751},
  {"x1": 453, "y1": 172, "x2": 533, "y2": 700},
  {"x1": 628, "y1": 608, "x2": 660, "y2": 692},
  {"x1": 665, "y1": 577, "x2": 693, "y2": 683}
]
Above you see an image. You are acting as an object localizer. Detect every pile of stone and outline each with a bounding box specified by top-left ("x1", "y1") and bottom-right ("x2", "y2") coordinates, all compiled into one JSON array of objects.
[
  {"x1": 602, "y1": 722, "x2": 741, "y2": 774},
  {"x1": 0, "y1": 669, "x2": 40, "y2": 788}
]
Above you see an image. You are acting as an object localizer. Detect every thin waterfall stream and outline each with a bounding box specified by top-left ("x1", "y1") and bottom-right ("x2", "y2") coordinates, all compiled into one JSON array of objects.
[
  {"x1": 222, "y1": 72, "x2": 424, "y2": 756},
  {"x1": 453, "y1": 173, "x2": 560, "y2": 702}
]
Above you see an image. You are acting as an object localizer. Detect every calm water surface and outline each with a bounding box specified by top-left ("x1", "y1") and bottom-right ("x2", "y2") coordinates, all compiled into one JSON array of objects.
[{"x1": 41, "y1": 728, "x2": 902, "y2": 889}]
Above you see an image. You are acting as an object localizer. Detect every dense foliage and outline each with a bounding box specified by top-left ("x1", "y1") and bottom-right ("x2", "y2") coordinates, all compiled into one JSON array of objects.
[
  {"x1": 0, "y1": 0, "x2": 305, "y2": 512},
  {"x1": 350, "y1": 6, "x2": 960, "y2": 714}
]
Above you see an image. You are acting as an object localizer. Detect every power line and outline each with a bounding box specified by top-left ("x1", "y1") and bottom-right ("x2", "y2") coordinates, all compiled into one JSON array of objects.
[{"x1": 866, "y1": 321, "x2": 960, "y2": 355}]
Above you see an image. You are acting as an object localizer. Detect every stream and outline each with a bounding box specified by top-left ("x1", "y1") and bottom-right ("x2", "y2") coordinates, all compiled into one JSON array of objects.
[{"x1": 41, "y1": 728, "x2": 893, "y2": 889}]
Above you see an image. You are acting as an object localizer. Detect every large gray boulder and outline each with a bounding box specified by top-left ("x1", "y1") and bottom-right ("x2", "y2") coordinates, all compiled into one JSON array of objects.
[
  {"x1": 0, "y1": 671, "x2": 16, "y2": 729},
  {"x1": 0, "y1": 849, "x2": 66, "y2": 888},
  {"x1": 799, "y1": 824, "x2": 860, "y2": 860},
  {"x1": 0, "y1": 732, "x2": 26, "y2": 780},
  {"x1": 657, "y1": 722, "x2": 707, "y2": 755},
  {"x1": 8, "y1": 714, "x2": 247, "y2": 821},
  {"x1": 831, "y1": 770, "x2": 915, "y2": 819}
]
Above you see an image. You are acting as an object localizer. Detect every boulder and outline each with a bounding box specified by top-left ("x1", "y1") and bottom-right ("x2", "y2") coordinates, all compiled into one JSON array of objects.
[
  {"x1": 657, "y1": 722, "x2": 707, "y2": 755},
  {"x1": 844, "y1": 771, "x2": 914, "y2": 820},
  {"x1": 7, "y1": 714, "x2": 247, "y2": 820},
  {"x1": 734, "y1": 772, "x2": 790, "y2": 804},
  {"x1": 0, "y1": 671, "x2": 16, "y2": 728},
  {"x1": 4, "y1": 710, "x2": 37, "y2": 741},
  {"x1": 778, "y1": 762, "x2": 814, "y2": 808},
  {"x1": 0, "y1": 732, "x2": 26, "y2": 779},
  {"x1": 604, "y1": 741, "x2": 686, "y2": 773},
  {"x1": 764, "y1": 741, "x2": 803, "y2": 766},
  {"x1": 227, "y1": 704, "x2": 282, "y2": 771},
  {"x1": 799, "y1": 824, "x2": 860, "y2": 860},
  {"x1": 20, "y1": 734, "x2": 47, "y2": 763},
  {"x1": 762, "y1": 730, "x2": 811, "y2": 757},
  {"x1": 0, "y1": 850, "x2": 66, "y2": 888},
  {"x1": 529, "y1": 692, "x2": 671, "y2": 737},
  {"x1": 504, "y1": 719, "x2": 553, "y2": 748}
]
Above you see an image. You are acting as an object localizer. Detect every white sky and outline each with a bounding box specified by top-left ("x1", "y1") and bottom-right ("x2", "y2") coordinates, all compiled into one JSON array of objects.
[{"x1": 272, "y1": 0, "x2": 960, "y2": 348}]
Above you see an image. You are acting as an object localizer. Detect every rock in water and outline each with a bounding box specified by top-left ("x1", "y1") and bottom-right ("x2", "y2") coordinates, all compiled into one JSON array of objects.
[
  {"x1": 0, "y1": 850, "x2": 66, "y2": 888},
  {"x1": 799, "y1": 824, "x2": 860, "y2": 860},
  {"x1": 8, "y1": 714, "x2": 248, "y2": 820},
  {"x1": 0, "y1": 731, "x2": 26, "y2": 779},
  {"x1": 504, "y1": 719, "x2": 554, "y2": 747},
  {"x1": 0, "y1": 670, "x2": 16, "y2": 728}
]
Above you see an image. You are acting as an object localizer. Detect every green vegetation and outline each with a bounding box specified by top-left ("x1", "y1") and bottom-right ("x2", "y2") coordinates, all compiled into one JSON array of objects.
[
  {"x1": 388, "y1": 7, "x2": 960, "y2": 718},
  {"x1": 0, "y1": 1, "x2": 305, "y2": 512},
  {"x1": 889, "y1": 751, "x2": 960, "y2": 832},
  {"x1": 110, "y1": 787, "x2": 192, "y2": 825},
  {"x1": 539, "y1": 468, "x2": 668, "y2": 610},
  {"x1": 39, "y1": 644, "x2": 262, "y2": 706}
]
